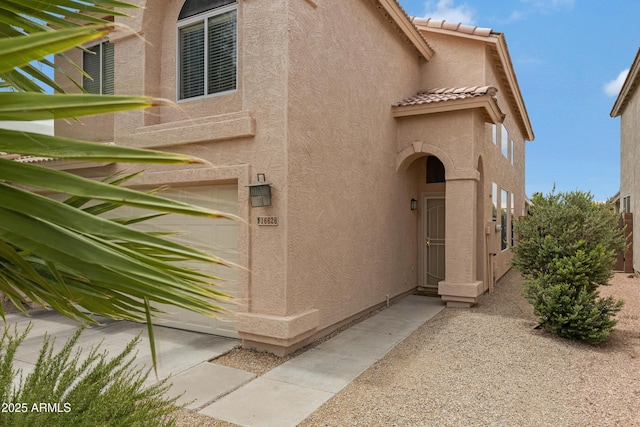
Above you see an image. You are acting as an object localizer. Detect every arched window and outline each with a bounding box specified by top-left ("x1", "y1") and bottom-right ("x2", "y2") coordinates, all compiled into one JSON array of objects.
[
  {"x1": 177, "y1": 0, "x2": 237, "y2": 100},
  {"x1": 426, "y1": 156, "x2": 446, "y2": 183}
]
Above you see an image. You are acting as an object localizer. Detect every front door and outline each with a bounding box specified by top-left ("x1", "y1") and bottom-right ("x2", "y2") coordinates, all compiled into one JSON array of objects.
[{"x1": 423, "y1": 196, "x2": 445, "y2": 288}]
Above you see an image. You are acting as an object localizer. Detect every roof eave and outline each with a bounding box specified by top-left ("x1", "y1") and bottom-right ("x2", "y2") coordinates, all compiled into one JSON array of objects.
[
  {"x1": 611, "y1": 48, "x2": 640, "y2": 117},
  {"x1": 376, "y1": 0, "x2": 434, "y2": 60},
  {"x1": 493, "y1": 35, "x2": 534, "y2": 141},
  {"x1": 412, "y1": 24, "x2": 493, "y2": 42},
  {"x1": 392, "y1": 96, "x2": 505, "y2": 124}
]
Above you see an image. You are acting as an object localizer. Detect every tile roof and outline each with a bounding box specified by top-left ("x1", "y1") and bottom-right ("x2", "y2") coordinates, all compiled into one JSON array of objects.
[
  {"x1": 393, "y1": 86, "x2": 498, "y2": 107},
  {"x1": 410, "y1": 17, "x2": 494, "y2": 37}
]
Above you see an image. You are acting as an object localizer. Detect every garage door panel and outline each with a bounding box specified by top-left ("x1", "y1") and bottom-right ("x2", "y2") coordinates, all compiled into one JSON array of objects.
[{"x1": 109, "y1": 184, "x2": 239, "y2": 337}]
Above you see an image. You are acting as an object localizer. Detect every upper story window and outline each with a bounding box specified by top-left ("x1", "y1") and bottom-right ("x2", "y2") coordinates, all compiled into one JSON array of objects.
[
  {"x1": 510, "y1": 138, "x2": 514, "y2": 165},
  {"x1": 177, "y1": 0, "x2": 238, "y2": 100},
  {"x1": 83, "y1": 41, "x2": 114, "y2": 95},
  {"x1": 501, "y1": 188, "x2": 508, "y2": 251},
  {"x1": 624, "y1": 195, "x2": 631, "y2": 213},
  {"x1": 501, "y1": 124, "x2": 509, "y2": 158},
  {"x1": 492, "y1": 182, "x2": 498, "y2": 221}
]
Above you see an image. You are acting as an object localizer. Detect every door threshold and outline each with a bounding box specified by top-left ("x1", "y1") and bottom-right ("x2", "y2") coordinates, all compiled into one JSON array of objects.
[{"x1": 415, "y1": 287, "x2": 439, "y2": 297}]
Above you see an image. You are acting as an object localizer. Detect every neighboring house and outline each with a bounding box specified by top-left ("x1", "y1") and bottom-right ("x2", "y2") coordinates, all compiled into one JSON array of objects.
[
  {"x1": 54, "y1": 0, "x2": 534, "y2": 355},
  {"x1": 611, "y1": 48, "x2": 640, "y2": 274}
]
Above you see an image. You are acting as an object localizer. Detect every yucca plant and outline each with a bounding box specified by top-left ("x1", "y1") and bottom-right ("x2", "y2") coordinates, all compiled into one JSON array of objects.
[{"x1": 0, "y1": 1, "x2": 238, "y2": 367}]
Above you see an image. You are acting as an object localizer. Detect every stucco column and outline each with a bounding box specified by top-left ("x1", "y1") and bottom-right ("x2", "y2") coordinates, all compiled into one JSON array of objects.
[{"x1": 438, "y1": 170, "x2": 484, "y2": 307}]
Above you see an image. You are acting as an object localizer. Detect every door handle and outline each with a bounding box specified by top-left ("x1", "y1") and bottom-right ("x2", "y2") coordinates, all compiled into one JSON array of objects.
[{"x1": 425, "y1": 238, "x2": 430, "y2": 247}]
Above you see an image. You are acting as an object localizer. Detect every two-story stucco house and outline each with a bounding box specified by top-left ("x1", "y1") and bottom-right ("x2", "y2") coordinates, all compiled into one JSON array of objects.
[
  {"x1": 54, "y1": 0, "x2": 534, "y2": 355},
  {"x1": 612, "y1": 48, "x2": 640, "y2": 274}
]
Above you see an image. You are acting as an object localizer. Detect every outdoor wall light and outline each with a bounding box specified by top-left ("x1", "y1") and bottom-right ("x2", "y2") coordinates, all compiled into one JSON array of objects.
[
  {"x1": 247, "y1": 173, "x2": 272, "y2": 207},
  {"x1": 410, "y1": 198, "x2": 418, "y2": 211}
]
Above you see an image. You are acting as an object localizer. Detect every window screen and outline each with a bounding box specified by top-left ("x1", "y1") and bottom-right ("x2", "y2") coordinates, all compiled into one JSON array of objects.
[
  {"x1": 178, "y1": 1, "x2": 237, "y2": 100},
  {"x1": 83, "y1": 42, "x2": 114, "y2": 95}
]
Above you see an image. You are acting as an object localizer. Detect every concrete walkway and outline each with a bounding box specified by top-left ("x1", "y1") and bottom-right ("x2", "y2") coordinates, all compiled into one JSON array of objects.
[
  {"x1": 2, "y1": 294, "x2": 444, "y2": 426},
  {"x1": 200, "y1": 295, "x2": 445, "y2": 427}
]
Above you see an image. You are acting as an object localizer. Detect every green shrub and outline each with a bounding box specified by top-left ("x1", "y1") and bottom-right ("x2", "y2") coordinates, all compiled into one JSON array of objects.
[
  {"x1": 523, "y1": 256, "x2": 624, "y2": 344},
  {"x1": 513, "y1": 190, "x2": 625, "y2": 344},
  {"x1": 0, "y1": 324, "x2": 182, "y2": 427}
]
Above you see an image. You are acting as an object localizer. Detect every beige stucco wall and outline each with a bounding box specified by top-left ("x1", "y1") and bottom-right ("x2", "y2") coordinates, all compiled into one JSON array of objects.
[
  {"x1": 117, "y1": 0, "x2": 294, "y2": 337},
  {"x1": 619, "y1": 84, "x2": 640, "y2": 271},
  {"x1": 53, "y1": 0, "x2": 531, "y2": 353},
  {"x1": 283, "y1": 0, "x2": 425, "y2": 335},
  {"x1": 54, "y1": 44, "x2": 114, "y2": 142},
  {"x1": 406, "y1": 28, "x2": 528, "y2": 292},
  {"x1": 418, "y1": 32, "x2": 486, "y2": 89},
  {"x1": 483, "y1": 47, "x2": 527, "y2": 281},
  {"x1": 55, "y1": 0, "x2": 293, "y2": 346}
]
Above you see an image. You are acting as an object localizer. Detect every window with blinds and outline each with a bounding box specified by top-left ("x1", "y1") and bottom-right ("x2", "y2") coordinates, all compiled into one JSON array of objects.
[
  {"x1": 178, "y1": 1, "x2": 237, "y2": 100},
  {"x1": 83, "y1": 42, "x2": 114, "y2": 95}
]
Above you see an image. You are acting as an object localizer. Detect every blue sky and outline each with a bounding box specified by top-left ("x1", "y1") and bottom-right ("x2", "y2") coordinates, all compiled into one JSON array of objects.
[{"x1": 398, "y1": 0, "x2": 639, "y2": 201}]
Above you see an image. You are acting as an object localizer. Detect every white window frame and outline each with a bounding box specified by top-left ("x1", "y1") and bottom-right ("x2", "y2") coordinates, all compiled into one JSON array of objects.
[
  {"x1": 501, "y1": 124, "x2": 509, "y2": 159},
  {"x1": 624, "y1": 195, "x2": 631, "y2": 213},
  {"x1": 510, "y1": 192, "x2": 515, "y2": 246},
  {"x1": 492, "y1": 182, "x2": 498, "y2": 221},
  {"x1": 510, "y1": 138, "x2": 514, "y2": 165},
  {"x1": 501, "y1": 188, "x2": 509, "y2": 251},
  {"x1": 83, "y1": 40, "x2": 114, "y2": 95},
  {"x1": 176, "y1": 2, "x2": 238, "y2": 102}
]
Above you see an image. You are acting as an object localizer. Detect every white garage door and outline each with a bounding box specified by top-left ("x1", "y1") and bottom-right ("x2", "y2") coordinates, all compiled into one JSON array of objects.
[{"x1": 127, "y1": 184, "x2": 239, "y2": 338}]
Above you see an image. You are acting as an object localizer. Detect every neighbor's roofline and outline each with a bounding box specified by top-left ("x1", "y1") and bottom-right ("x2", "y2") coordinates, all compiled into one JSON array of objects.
[{"x1": 611, "y1": 48, "x2": 640, "y2": 117}]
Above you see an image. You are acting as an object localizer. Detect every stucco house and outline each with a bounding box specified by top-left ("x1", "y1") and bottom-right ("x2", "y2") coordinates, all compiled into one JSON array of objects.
[
  {"x1": 611, "y1": 48, "x2": 640, "y2": 274},
  {"x1": 54, "y1": 0, "x2": 534, "y2": 355}
]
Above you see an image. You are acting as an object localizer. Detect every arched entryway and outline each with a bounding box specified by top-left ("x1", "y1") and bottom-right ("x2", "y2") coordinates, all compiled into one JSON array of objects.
[
  {"x1": 398, "y1": 141, "x2": 484, "y2": 306},
  {"x1": 409, "y1": 154, "x2": 447, "y2": 293}
]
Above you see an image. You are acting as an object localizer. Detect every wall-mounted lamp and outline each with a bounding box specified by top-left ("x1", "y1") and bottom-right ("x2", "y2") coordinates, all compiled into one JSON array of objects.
[
  {"x1": 410, "y1": 198, "x2": 418, "y2": 211},
  {"x1": 246, "y1": 173, "x2": 272, "y2": 207}
]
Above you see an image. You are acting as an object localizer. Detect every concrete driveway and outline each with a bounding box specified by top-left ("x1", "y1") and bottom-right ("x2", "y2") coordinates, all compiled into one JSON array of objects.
[{"x1": 2, "y1": 309, "x2": 240, "y2": 395}]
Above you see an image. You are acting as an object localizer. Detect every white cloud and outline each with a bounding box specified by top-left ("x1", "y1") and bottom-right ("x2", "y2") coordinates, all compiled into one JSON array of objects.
[
  {"x1": 422, "y1": 0, "x2": 476, "y2": 25},
  {"x1": 603, "y1": 68, "x2": 630, "y2": 97},
  {"x1": 520, "y1": 0, "x2": 575, "y2": 11},
  {"x1": 511, "y1": 0, "x2": 574, "y2": 21},
  {"x1": 505, "y1": 10, "x2": 525, "y2": 22}
]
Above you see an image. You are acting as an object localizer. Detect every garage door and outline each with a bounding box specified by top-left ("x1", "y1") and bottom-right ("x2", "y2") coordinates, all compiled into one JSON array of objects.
[{"x1": 125, "y1": 184, "x2": 239, "y2": 338}]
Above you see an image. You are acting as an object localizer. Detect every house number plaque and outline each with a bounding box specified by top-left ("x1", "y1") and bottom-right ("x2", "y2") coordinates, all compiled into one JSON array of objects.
[{"x1": 257, "y1": 216, "x2": 279, "y2": 226}]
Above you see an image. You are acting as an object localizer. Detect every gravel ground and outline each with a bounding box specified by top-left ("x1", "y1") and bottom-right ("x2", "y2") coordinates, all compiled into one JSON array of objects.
[
  {"x1": 175, "y1": 269, "x2": 640, "y2": 426},
  {"x1": 6, "y1": 269, "x2": 639, "y2": 427},
  {"x1": 300, "y1": 270, "x2": 640, "y2": 427}
]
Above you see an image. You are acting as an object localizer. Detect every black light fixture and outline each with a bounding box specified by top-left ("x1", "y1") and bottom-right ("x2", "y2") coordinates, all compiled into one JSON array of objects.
[
  {"x1": 247, "y1": 173, "x2": 272, "y2": 207},
  {"x1": 410, "y1": 198, "x2": 418, "y2": 211}
]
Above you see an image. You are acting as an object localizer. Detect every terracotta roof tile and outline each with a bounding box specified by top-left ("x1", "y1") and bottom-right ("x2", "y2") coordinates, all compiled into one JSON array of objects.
[
  {"x1": 410, "y1": 17, "x2": 493, "y2": 37},
  {"x1": 393, "y1": 86, "x2": 498, "y2": 107}
]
